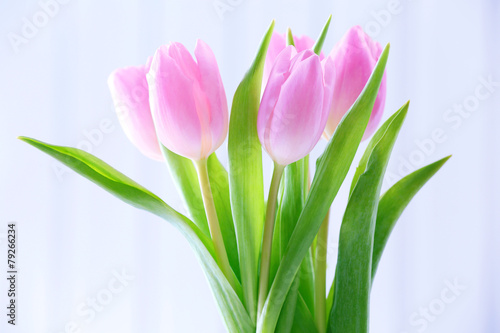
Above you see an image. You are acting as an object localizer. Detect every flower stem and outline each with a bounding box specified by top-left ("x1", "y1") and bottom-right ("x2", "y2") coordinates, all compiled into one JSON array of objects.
[
  {"x1": 314, "y1": 209, "x2": 330, "y2": 333},
  {"x1": 194, "y1": 158, "x2": 237, "y2": 290},
  {"x1": 258, "y1": 162, "x2": 285, "y2": 315}
]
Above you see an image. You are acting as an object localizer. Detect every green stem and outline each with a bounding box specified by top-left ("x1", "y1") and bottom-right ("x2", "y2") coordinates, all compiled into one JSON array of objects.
[
  {"x1": 314, "y1": 209, "x2": 330, "y2": 333},
  {"x1": 194, "y1": 158, "x2": 238, "y2": 291},
  {"x1": 258, "y1": 162, "x2": 285, "y2": 315}
]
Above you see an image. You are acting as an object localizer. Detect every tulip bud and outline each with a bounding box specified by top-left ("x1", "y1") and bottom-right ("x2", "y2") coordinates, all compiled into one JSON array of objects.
[
  {"x1": 108, "y1": 59, "x2": 163, "y2": 161},
  {"x1": 264, "y1": 32, "x2": 325, "y2": 89},
  {"x1": 258, "y1": 47, "x2": 335, "y2": 166},
  {"x1": 147, "y1": 40, "x2": 228, "y2": 161},
  {"x1": 323, "y1": 26, "x2": 387, "y2": 141}
]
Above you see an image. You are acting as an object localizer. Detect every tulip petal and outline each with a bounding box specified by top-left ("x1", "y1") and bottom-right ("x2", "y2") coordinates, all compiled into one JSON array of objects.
[
  {"x1": 167, "y1": 42, "x2": 200, "y2": 82},
  {"x1": 148, "y1": 48, "x2": 203, "y2": 159},
  {"x1": 258, "y1": 46, "x2": 296, "y2": 149},
  {"x1": 324, "y1": 26, "x2": 386, "y2": 140},
  {"x1": 294, "y1": 35, "x2": 325, "y2": 60},
  {"x1": 266, "y1": 53, "x2": 324, "y2": 165},
  {"x1": 263, "y1": 32, "x2": 287, "y2": 88},
  {"x1": 108, "y1": 65, "x2": 162, "y2": 160},
  {"x1": 320, "y1": 56, "x2": 336, "y2": 133},
  {"x1": 195, "y1": 39, "x2": 229, "y2": 154}
]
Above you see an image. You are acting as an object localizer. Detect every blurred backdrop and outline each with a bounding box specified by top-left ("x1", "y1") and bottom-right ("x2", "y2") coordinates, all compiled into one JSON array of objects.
[{"x1": 1, "y1": 0, "x2": 499, "y2": 332}]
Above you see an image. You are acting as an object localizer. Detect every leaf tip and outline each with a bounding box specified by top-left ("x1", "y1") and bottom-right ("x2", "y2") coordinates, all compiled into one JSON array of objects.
[
  {"x1": 269, "y1": 19, "x2": 276, "y2": 30},
  {"x1": 18, "y1": 136, "x2": 32, "y2": 144},
  {"x1": 326, "y1": 14, "x2": 332, "y2": 26},
  {"x1": 287, "y1": 27, "x2": 295, "y2": 46}
]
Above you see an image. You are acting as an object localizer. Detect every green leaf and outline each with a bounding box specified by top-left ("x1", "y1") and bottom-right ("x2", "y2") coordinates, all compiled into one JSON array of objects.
[
  {"x1": 371, "y1": 155, "x2": 451, "y2": 280},
  {"x1": 276, "y1": 158, "x2": 315, "y2": 312},
  {"x1": 275, "y1": 277, "x2": 300, "y2": 333},
  {"x1": 228, "y1": 20, "x2": 275, "y2": 321},
  {"x1": 161, "y1": 148, "x2": 240, "y2": 280},
  {"x1": 328, "y1": 103, "x2": 408, "y2": 333},
  {"x1": 291, "y1": 293, "x2": 319, "y2": 333},
  {"x1": 273, "y1": 157, "x2": 314, "y2": 331},
  {"x1": 161, "y1": 148, "x2": 210, "y2": 236},
  {"x1": 313, "y1": 15, "x2": 332, "y2": 55},
  {"x1": 19, "y1": 137, "x2": 254, "y2": 332},
  {"x1": 258, "y1": 43, "x2": 391, "y2": 333},
  {"x1": 278, "y1": 159, "x2": 308, "y2": 259},
  {"x1": 207, "y1": 153, "x2": 241, "y2": 280},
  {"x1": 349, "y1": 103, "x2": 407, "y2": 196}
]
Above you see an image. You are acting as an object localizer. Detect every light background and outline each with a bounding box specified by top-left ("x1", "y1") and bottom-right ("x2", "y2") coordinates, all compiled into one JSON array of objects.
[{"x1": 1, "y1": 0, "x2": 499, "y2": 332}]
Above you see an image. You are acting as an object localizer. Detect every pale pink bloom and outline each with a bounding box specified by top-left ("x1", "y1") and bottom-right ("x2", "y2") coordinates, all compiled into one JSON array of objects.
[
  {"x1": 108, "y1": 58, "x2": 163, "y2": 161},
  {"x1": 324, "y1": 26, "x2": 387, "y2": 141},
  {"x1": 258, "y1": 47, "x2": 335, "y2": 166},
  {"x1": 147, "y1": 40, "x2": 228, "y2": 160},
  {"x1": 263, "y1": 32, "x2": 325, "y2": 89}
]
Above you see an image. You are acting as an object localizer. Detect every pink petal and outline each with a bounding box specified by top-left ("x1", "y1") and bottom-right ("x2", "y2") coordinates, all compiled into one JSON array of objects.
[
  {"x1": 324, "y1": 26, "x2": 386, "y2": 140},
  {"x1": 148, "y1": 48, "x2": 203, "y2": 159},
  {"x1": 108, "y1": 65, "x2": 162, "y2": 161},
  {"x1": 258, "y1": 46, "x2": 295, "y2": 148},
  {"x1": 266, "y1": 52, "x2": 325, "y2": 165},
  {"x1": 195, "y1": 39, "x2": 229, "y2": 155},
  {"x1": 263, "y1": 32, "x2": 287, "y2": 88}
]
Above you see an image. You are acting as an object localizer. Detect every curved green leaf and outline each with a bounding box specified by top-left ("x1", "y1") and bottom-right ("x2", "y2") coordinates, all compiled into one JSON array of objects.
[
  {"x1": 349, "y1": 103, "x2": 409, "y2": 196},
  {"x1": 228, "y1": 20, "x2": 275, "y2": 321},
  {"x1": 372, "y1": 155, "x2": 451, "y2": 280},
  {"x1": 328, "y1": 103, "x2": 408, "y2": 333},
  {"x1": 258, "y1": 44, "x2": 391, "y2": 333},
  {"x1": 161, "y1": 148, "x2": 210, "y2": 235},
  {"x1": 19, "y1": 137, "x2": 253, "y2": 333}
]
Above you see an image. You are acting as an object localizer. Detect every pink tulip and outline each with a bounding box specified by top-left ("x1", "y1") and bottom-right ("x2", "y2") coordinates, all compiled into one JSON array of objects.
[
  {"x1": 263, "y1": 32, "x2": 325, "y2": 89},
  {"x1": 108, "y1": 59, "x2": 163, "y2": 161},
  {"x1": 258, "y1": 46, "x2": 335, "y2": 166},
  {"x1": 147, "y1": 40, "x2": 228, "y2": 160},
  {"x1": 323, "y1": 26, "x2": 387, "y2": 141}
]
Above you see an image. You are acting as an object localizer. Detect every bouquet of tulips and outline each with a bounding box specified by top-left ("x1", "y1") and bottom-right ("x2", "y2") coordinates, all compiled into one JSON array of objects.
[{"x1": 20, "y1": 17, "x2": 449, "y2": 333}]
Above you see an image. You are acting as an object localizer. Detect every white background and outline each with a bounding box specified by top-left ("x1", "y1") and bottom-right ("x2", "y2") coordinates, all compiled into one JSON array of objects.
[{"x1": 1, "y1": 0, "x2": 499, "y2": 332}]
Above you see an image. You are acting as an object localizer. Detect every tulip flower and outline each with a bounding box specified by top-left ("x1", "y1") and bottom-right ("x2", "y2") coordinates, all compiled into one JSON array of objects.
[
  {"x1": 108, "y1": 59, "x2": 162, "y2": 161},
  {"x1": 147, "y1": 40, "x2": 228, "y2": 161},
  {"x1": 263, "y1": 31, "x2": 325, "y2": 88},
  {"x1": 323, "y1": 25, "x2": 387, "y2": 141},
  {"x1": 258, "y1": 46, "x2": 335, "y2": 166},
  {"x1": 257, "y1": 46, "x2": 335, "y2": 314},
  {"x1": 147, "y1": 40, "x2": 237, "y2": 291}
]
